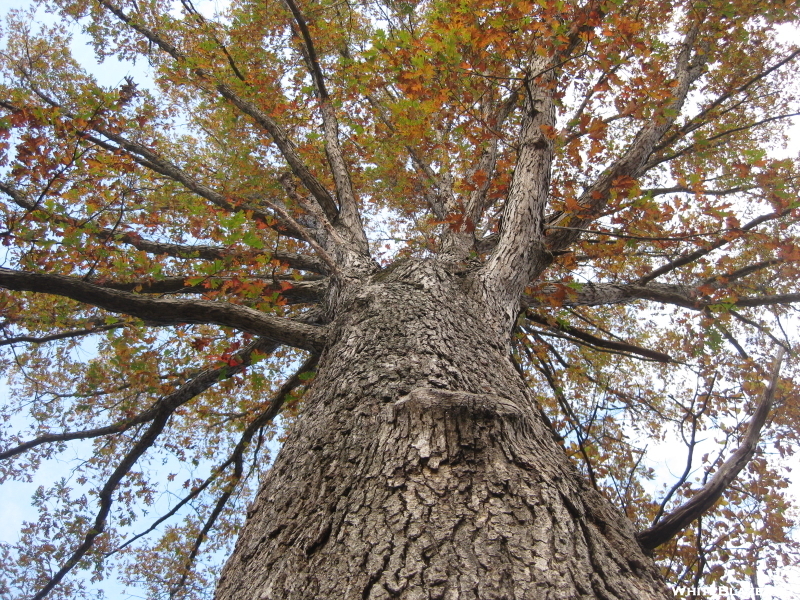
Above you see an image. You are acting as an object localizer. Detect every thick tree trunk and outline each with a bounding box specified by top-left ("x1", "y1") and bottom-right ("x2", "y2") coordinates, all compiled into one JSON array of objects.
[{"x1": 215, "y1": 260, "x2": 672, "y2": 599}]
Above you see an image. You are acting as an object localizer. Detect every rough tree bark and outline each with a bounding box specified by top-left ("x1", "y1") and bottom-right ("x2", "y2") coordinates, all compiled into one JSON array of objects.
[{"x1": 215, "y1": 259, "x2": 672, "y2": 599}]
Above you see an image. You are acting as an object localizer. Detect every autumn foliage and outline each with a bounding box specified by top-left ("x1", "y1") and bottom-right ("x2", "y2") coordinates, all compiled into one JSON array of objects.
[{"x1": 0, "y1": 0, "x2": 799, "y2": 597}]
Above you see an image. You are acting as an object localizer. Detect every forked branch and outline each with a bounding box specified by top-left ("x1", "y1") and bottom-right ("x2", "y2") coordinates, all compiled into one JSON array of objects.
[
  {"x1": 636, "y1": 347, "x2": 786, "y2": 550},
  {"x1": 544, "y1": 25, "x2": 706, "y2": 258}
]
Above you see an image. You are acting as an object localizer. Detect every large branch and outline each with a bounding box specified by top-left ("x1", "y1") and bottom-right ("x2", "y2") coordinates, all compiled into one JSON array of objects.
[
  {"x1": 0, "y1": 268, "x2": 327, "y2": 352},
  {"x1": 282, "y1": 0, "x2": 369, "y2": 253},
  {"x1": 524, "y1": 280, "x2": 800, "y2": 311},
  {"x1": 98, "y1": 275, "x2": 325, "y2": 303},
  {"x1": 481, "y1": 55, "x2": 557, "y2": 301},
  {"x1": 482, "y1": 3, "x2": 616, "y2": 300},
  {"x1": 636, "y1": 348, "x2": 786, "y2": 550}
]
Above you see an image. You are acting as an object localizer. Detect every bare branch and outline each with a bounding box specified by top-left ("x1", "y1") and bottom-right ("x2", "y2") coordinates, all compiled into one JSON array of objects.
[
  {"x1": 256, "y1": 194, "x2": 341, "y2": 276},
  {"x1": 702, "y1": 259, "x2": 783, "y2": 287},
  {"x1": 108, "y1": 353, "x2": 316, "y2": 560},
  {"x1": 651, "y1": 379, "x2": 713, "y2": 525},
  {"x1": 714, "y1": 320, "x2": 749, "y2": 359},
  {"x1": 729, "y1": 309, "x2": 790, "y2": 351},
  {"x1": 0, "y1": 322, "x2": 122, "y2": 347},
  {"x1": 637, "y1": 348, "x2": 785, "y2": 550},
  {"x1": 641, "y1": 183, "x2": 758, "y2": 198},
  {"x1": 525, "y1": 310, "x2": 672, "y2": 362},
  {"x1": 521, "y1": 331, "x2": 599, "y2": 489}
]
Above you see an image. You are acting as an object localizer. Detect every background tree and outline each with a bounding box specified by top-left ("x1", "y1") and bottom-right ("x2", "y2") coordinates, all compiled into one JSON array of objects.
[{"x1": 0, "y1": 0, "x2": 799, "y2": 598}]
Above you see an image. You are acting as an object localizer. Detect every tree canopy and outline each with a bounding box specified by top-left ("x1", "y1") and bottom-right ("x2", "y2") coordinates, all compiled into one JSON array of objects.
[{"x1": 0, "y1": 0, "x2": 799, "y2": 597}]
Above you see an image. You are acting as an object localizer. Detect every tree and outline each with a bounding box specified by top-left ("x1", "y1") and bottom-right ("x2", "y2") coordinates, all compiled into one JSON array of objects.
[{"x1": 0, "y1": 0, "x2": 799, "y2": 597}]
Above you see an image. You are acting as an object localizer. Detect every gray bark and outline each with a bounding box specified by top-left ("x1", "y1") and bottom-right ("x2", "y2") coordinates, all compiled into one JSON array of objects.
[{"x1": 215, "y1": 260, "x2": 671, "y2": 599}]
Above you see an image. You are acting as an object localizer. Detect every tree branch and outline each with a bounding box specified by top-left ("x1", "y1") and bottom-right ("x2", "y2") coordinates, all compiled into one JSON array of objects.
[
  {"x1": 256, "y1": 194, "x2": 341, "y2": 275},
  {"x1": 525, "y1": 310, "x2": 672, "y2": 362},
  {"x1": 0, "y1": 337, "x2": 281, "y2": 461},
  {"x1": 0, "y1": 268, "x2": 328, "y2": 352},
  {"x1": 481, "y1": 54, "x2": 557, "y2": 301},
  {"x1": 107, "y1": 353, "x2": 316, "y2": 560},
  {"x1": 652, "y1": 48, "x2": 800, "y2": 154},
  {"x1": 636, "y1": 209, "x2": 792, "y2": 284},
  {"x1": 1, "y1": 179, "x2": 328, "y2": 273},
  {"x1": 0, "y1": 98, "x2": 304, "y2": 242},
  {"x1": 521, "y1": 331, "x2": 599, "y2": 489},
  {"x1": 281, "y1": 0, "x2": 369, "y2": 253},
  {"x1": 28, "y1": 365, "x2": 232, "y2": 600},
  {"x1": 636, "y1": 348, "x2": 785, "y2": 550},
  {"x1": 651, "y1": 379, "x2": 713, "y2": 525},
  {"x1": 0, "y1": 322, "x2": 122, "y2": 347},
  {"x1": 644, "y1": 111, "x2": 800, "y2": 171},
  {"x1": 96, "y1": 0, "x2": 341, "y2": 223},
  {"x1": 543, "y1": 26, "x2": 706, "y2": 257},
  {"x1": 524, "y1": 280, "x2": 800, "y2": 312},
  {"x1": 167, "y1": 352, "x2": 317, "y2": 596},
  {"x1": 98, "y1": 275, "x2": 325, "y2": 304}
]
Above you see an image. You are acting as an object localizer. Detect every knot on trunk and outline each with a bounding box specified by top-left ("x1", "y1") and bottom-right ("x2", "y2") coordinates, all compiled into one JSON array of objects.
[{"x1": 384, "y1": 388, "x2": 527, "y2": 471}]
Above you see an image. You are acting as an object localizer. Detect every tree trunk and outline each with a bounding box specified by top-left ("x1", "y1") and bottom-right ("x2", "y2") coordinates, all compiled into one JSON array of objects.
[{"x1": 215, "y1": 260, "x2": 672, "y2": 599}]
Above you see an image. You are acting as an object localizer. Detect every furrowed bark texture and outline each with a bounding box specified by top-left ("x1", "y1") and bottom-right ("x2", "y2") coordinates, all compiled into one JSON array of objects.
[{"x1": 215, "y1": 260, "x2": 671, "y2": 599}]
